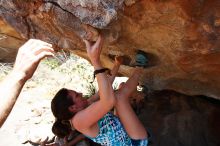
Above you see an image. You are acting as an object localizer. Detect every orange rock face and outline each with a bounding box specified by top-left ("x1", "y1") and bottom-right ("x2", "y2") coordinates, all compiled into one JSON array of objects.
[
  {"x1": 0, "y1": 19, "x2": 24, "y2": 62},
  {"x1": 0, "y1": 0, "x2": 220, "y2": 100}
]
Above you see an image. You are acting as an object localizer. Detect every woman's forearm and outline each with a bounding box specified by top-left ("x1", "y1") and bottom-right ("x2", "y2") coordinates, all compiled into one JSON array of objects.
[
  {"x1": 87, "y1": 60, "x2": 121, "y2": 105},
  {"x1": 92, "y1": 61, "x2": 116, "y2": 108}
]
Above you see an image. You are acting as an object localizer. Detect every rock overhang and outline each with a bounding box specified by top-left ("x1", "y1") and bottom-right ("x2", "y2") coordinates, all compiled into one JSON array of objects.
[{"x1": 0, "y1": 0, "x2": 220, "y2": 100}]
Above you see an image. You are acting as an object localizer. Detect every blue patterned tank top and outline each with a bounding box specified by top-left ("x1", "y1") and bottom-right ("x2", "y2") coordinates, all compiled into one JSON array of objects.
[{"x1": 85, "y1": 113, "x2": 148, "y2": 146}]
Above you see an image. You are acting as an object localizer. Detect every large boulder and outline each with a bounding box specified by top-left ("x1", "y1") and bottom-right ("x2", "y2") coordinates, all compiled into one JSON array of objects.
[
  {"x1": 1, "y1": 0, "x2": 220, "y2": 99},
  {"x1": 0, "y1": 1, "x2": 220, "y2": 146}
]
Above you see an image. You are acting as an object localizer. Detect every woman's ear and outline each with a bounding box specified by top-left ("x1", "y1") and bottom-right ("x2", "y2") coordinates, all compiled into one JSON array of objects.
[{"x1": 68, "y1": 105, "x2": 78, "y2": 113}]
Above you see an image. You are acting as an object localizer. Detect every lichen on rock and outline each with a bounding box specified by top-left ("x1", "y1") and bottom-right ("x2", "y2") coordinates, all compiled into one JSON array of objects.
[{"x1": 54, "y1": 0, "x2": 125, "y2": 28}]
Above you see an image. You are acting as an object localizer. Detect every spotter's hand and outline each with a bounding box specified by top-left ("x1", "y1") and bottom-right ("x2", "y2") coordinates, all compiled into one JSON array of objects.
[{"x1": 13, "y1": 39, "x2": 54, "y2": 81}]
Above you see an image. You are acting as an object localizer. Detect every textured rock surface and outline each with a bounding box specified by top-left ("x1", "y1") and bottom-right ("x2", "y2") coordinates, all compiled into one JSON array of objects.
[
  {"x1": 0, "y1": 18, "x2": 24, "y2": 62},
  {"x1": 1, "y1": 0, "x2": 220, "y2": 100},
  {"x1": 55, "y1": 0, "x2": 124, "y2": 28},
  {"x1": 1, "y1": 0, "x2": 220, "y2": 99},
  {"x1": 142, "y1": 90, "x2": 220, "y2": 146}
]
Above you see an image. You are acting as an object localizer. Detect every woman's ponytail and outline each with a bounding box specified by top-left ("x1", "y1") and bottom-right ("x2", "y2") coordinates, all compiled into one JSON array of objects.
[{"x1": 52, "y1": 119, "x2": 72, "y2": 138}]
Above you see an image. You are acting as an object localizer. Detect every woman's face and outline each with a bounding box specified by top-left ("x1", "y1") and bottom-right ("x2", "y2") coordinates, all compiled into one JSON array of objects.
[{"x1": 67, "y1": 90, "x2": 88, "y2": 111}]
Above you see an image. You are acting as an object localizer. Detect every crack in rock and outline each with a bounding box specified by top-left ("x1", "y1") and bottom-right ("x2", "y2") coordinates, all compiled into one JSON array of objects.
[
  {"x1": 43, "y1": 0, "x2": 75, "y2": 17},
  {"x1": 44, "y1": 0, "x2": 125, "y2": 29}
]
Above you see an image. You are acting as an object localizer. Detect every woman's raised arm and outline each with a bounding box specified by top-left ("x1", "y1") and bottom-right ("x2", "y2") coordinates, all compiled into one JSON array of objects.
[{"x1": 73, "y1": 35, "x2": 116, "y2": 131}]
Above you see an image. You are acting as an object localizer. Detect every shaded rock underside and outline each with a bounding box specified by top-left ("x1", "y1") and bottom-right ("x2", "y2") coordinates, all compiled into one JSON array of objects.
[{"x1": 141, "y1": 90, "x2": 220, "y2": 146}]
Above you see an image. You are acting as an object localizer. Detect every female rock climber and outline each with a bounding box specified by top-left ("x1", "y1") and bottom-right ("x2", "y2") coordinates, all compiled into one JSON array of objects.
[{"x1": 51, "y1": 35, "x2": 148, "y2": 146}]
